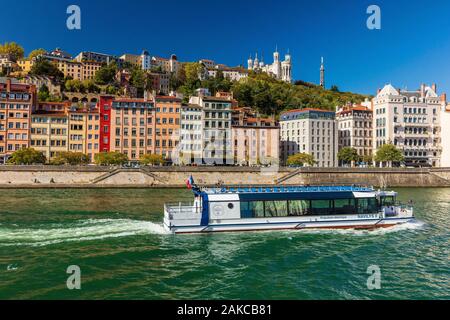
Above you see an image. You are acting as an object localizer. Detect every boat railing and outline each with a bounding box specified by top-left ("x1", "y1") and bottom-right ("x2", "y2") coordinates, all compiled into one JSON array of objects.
[
  {"x1": 164, "y1": 202, "x2": 202, "y2": 220},
  {"x1": 383, "y1": 202, "x2": 414, "y2": 218},
  {"x1": 206, "y1": 184, "x2": 375, "y2": 194}
]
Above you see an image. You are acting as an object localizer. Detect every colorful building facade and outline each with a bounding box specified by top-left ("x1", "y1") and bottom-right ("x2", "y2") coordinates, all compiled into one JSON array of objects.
[
  {"x1": 280, "y1": 108, "x2": 338, "y2": 167},
  {"x1": 336, "y1": 104, "x2": 373, "y2": 159},
  {"x1": 232, "y1": 107, "x2": 280, "y2": 166},
  {"x1": 30, "y1": 101, "x2": 70, "y2": 160},
  {"x1": 0, "y1": 79, "x2": 36, "y2": 163},
  {"x1": 109, "y1": 98, "x2": 154, "y2": 161}
]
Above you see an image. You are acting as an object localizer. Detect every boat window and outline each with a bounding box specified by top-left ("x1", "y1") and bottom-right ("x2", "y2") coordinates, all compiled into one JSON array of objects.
[
  {"x1": 357, "y1": 198, "x2": 379, "y2": 214},
  {"x1": 288, "y1": 200, "x2": 310, "y2": 216},
  {"x1": 240, "y1": 201, "x2": 265, "y2": 218},
  {"x1": 265, "y1": 201, "x2": 288, "y2": 217},
  {"x1": 334, "y1": 199, "x2": 357, "y2": 215},
  {"x1": 240, "y1": 197, "x2": 380, "y2": 219},
  {"x1": 380, "y1": 196, "x2": 396, "y2": 206},
  {"x1": 228, "y1": 203, "x2": 234, "y2": 209},
  {"x1": 311, "y1": 200, "x2": 332, "y2": 215}
]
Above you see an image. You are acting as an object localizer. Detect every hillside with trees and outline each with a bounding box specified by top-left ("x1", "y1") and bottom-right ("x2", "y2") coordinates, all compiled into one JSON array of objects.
[
  {"x1": 169, "y1": 63, "x2": 369, "y2": 116},
  {"x1": 231, "y1": 72, "x2": 369, "y2": 116}
]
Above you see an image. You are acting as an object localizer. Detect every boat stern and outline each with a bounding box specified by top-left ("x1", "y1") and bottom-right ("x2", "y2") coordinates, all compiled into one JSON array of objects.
[{"x1": 163, "y1": 202, "x2": 203, "y2": 233}]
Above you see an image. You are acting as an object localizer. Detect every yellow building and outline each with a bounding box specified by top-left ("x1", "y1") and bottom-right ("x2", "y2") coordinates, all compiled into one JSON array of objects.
[
  {"x1": 81, "y1": 61, "x2": 102, "y2": 80},
  {"x1": 53, "y1": 59, "x2": 103, "y2": 81},
  {"x1": 30, "y1": 102, "x2": 70, "y2": 160},
  {"x1": 56, "y1": 60, "x2": 82, "y2": 80},
  {"x1": 120, "y1": 54, "x2": 141, "y2": 67},
  {"x1": 17, "y1": 59, "x2": 34, "y2": 74},
  {"x1": 68, "y1": 108, "x2": 100, "y2": 161}
]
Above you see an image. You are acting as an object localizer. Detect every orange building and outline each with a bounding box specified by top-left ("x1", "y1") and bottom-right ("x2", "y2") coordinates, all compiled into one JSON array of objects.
[
  {"x1": 0, "y1": 79, "x2": 36, "y2": 163},
  {"x1": 109, "y1": 97, "x2": 155, "y2": 161},
  {"x1": 108, "y1": 95, "x2": 181, "y2": 161},
  {"x1": 153, "y1": 96, "x2": 181, "y2": 160},
  {"x1": 68, "y1": 106, "x2": 100, "y2": 161}
]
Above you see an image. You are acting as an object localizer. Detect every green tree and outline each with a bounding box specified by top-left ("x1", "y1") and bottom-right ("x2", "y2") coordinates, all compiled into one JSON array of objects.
[
  {"x1": 38, "y1": 84, "x2": 50, "y2": 101},
  {"x1": 184, "y1": 62, "x2": 204, "y2": 84},
  {"x1": 286, "y1": 153, "x2": 316, "y2": 167},
  {"x1": 7, "y1": 148, "x2": 46, "y2": 165},
  {"x1": 94, "y1": 152, "x2": 129, "y2": 165},
  {"x1": 0, "y1": 42, "x2": 24, "y2": 61},
  {"x1": 374, "y1": 144, "x2": 404, "y2": 167},
  {"x1": 338, "y1": 147, "x2": 360, "y2": 166},
  {"x1": 30, "y1": 59, "x2": 64, "y2": 81},
  {"x1": 94, "y1": 62, "x2": 117, "y2": 85},
  {"x1": 129, "y1": 67, "x2": 152, "y2": 97},
  {"x1": 140, "y1": 154, "x2": 164, "y2": 166},
  {"x1": 51, "y1": 152, "x2": 90, "y2": 165},
  {"x1": 330, "y1": 85, "x2": 340, "y2": 92},
  {"x1": 65, "y1": 79, "x2": 86, "y2": 93},
  {"x1": 82, "y1": 80, "x2": 100, "y2": 93},
  {"x1": 28, "y1": 48, "x2": 47, "y2": 60},
  {"x1": 105, "y1": 85, "x2": 118, "y2": 95},
  {"x1": 362, "y1": 154, "x2": 373, "y2": 165}
]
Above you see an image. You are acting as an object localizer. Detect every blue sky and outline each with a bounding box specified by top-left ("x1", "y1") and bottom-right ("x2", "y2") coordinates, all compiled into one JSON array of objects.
[{"x1": 2, "y1": 0, "x2": 450, "y2": 95}]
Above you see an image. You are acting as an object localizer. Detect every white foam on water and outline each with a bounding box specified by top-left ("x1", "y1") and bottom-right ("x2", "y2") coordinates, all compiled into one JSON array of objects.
[
  {"x1": 7, "y1": 264, "x2": 19, "y2": 271},
  {"x1": 0, "y1": 219, "x2": 169, "y2": 247}
]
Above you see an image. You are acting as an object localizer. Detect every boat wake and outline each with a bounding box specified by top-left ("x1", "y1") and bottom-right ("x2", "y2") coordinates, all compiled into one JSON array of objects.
[{"x1": 0, "y1": 219, "x2": 169, "y2": 247}]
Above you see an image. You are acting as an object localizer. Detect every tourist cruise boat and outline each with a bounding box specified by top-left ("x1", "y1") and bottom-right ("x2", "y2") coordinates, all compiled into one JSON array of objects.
[{"x1": 163, "y1": 182, "x2": 415, "y2": 234}]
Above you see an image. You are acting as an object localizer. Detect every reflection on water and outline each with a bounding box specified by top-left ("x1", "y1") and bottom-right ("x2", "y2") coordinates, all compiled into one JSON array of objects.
[{"x1": 0, "y1": 188, "x2": 449, "y2": 299}]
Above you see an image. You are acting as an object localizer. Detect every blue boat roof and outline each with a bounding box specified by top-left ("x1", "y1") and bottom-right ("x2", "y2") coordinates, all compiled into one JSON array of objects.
[{"x1": 206, "y1": 185, "x2": 374, "y2": 195}]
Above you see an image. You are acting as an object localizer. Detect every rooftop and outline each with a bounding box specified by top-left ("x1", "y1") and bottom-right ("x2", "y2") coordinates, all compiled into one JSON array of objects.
[{"x1": 206, "y1": 185, "x2": 374, "y2": 194}]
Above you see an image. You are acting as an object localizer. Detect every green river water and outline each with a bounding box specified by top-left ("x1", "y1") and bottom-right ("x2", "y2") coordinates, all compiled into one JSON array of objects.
[{"x1": 0, "y1": 188, "x2": 448, "y2": 299}]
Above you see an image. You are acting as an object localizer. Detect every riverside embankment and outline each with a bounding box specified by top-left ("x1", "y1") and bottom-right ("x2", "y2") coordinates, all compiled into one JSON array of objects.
[{"x1": 0, "y1": 166, "x2": 450, "y2": 188}]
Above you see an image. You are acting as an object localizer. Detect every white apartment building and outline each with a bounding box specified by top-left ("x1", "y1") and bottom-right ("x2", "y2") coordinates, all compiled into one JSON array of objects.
[
  {"x1": 336, "y1": 104, "x2": 373, "y2": 159},
  {"x1": 207, "y1": 67, "x2": 249, "y2": 82},
  {"x1": 373, "y1": 84, "x2": 444, "y2": 167},
  {"x1": 141, "y1": 50, "x2": 151, "y2": 71},
  {"x1": 280, "y1": 109, "x2": 338, "y2": 167},
  {"x1": 440, "y1": 105, "x2": 450, "y2": 167},
  {"x1": 179, "y1": 104, "x2": 203, "y2": 164},
  {"x1": 188, "y1": 94, "x2": 233, "y2": 165}
]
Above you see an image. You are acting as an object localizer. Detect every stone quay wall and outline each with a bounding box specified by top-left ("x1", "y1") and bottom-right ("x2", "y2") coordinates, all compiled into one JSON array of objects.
[{"x1": 0, "y1": 166, "x2": 449, "y2": 188}]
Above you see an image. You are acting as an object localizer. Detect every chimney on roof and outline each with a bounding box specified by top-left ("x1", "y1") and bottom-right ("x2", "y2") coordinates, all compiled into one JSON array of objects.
[
  {"x1": 420, "y1": 83, "x2": 426, "y2": 98},
  {"x1": 6, "y1": 78, "x2": 11, "y2": 92},
  {"x1": 377, "y1": 88, "x2": 381, "y2": 94},
  {"x1": 440, "y1": 93, "x2": 447, "y2": 104},
  {"x1": 432, "y1": 83, "x2": 437, "y2": 93}
]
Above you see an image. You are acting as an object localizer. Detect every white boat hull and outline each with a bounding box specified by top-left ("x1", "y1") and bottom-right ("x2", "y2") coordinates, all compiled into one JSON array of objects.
[{"x1": 164, "y1": 215, "x2": 415, "y2": 234}]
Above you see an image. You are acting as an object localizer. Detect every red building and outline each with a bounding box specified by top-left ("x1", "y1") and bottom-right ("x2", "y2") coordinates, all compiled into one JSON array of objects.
[{"x1": 98, "y1": 96, "x2": 114, "y2": 152}]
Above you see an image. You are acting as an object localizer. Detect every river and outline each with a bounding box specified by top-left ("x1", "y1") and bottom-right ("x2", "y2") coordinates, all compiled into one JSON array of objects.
[{"x1": 0, "y1": 188, "x2": 448, "y2": 299}]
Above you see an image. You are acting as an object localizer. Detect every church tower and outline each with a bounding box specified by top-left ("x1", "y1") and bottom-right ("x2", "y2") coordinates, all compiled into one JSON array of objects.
[
  {"x1": 273, "y1": 46, "x2": 281, "y2": 79},
  {"x1": 281, "y1": 51, "x2": 292, "y2": 83},
  {"x1": 320, "y1": 57, "x2": 325, "y2": 88},
  {"x1": 247, "y1": 55, "x2": 253, "y2": 70},
  {"x1": 253, "y1": 53, "x2": 259, "y2": 70}
]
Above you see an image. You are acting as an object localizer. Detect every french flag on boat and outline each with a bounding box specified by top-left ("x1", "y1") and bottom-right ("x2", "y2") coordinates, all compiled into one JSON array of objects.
[{"x1": 186, "y1": 175, "x2": 195, "y2": 189}]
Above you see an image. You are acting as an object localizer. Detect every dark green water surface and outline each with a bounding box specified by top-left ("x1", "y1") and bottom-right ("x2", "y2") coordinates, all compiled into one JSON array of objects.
[{"x1": 0, "y1": 188, "x2": 448, "y2": 299}]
